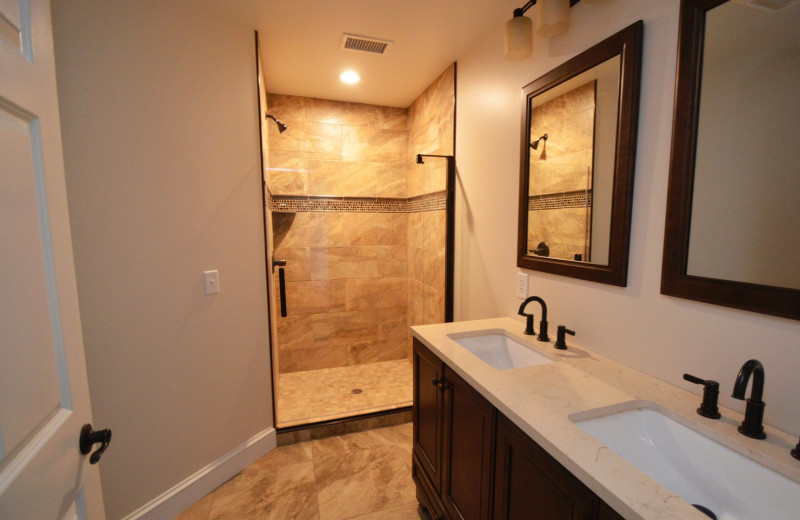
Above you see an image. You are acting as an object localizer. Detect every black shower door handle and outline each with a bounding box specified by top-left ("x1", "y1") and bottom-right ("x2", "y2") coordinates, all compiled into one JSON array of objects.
[{"x1": 278, "y1": 267, "x2": 287, "y2": 317}]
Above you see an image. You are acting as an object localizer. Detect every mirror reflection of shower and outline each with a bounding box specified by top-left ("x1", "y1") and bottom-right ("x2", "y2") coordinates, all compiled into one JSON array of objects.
[
  {"x1": 265, "y1": 112, "x2": 289, "y2": 133},
  {"x1": 530, "y1": 133, "x2": 548, "y2": 150}
]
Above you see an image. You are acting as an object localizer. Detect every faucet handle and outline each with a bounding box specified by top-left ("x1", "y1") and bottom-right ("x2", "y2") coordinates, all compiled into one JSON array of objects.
[
  {"x1": 554, "y1": 325, "x2": 574, "y2": 350},
  {"x1": 683, "y1": 373, "x2": 722, "y2": 419}
]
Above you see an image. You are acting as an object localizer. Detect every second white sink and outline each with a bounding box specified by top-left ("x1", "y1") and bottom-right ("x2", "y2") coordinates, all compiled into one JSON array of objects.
[
  {"x1": 572, "y1": 404, "x2": 800, "y2": 519},
  {"x1": 448, "y1": 329, "x2": 553, "y2": 370}
]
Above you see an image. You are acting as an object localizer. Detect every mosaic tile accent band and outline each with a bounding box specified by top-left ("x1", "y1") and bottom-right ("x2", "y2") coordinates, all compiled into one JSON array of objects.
[
  {"x1": 269, "y1": 190, "x2": 447, "y2": 213},
  {"x1": 529, "y1": 190, "x2": 592, "y2": 211}
]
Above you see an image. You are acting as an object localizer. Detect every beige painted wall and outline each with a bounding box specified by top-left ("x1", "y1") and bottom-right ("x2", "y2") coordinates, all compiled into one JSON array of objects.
[
  {"x1": 455, "y1": 0, "x2": 800, "y2": 434},
  {"x1": 52, "y1": 2, "x2": 272, "y2": 518}
]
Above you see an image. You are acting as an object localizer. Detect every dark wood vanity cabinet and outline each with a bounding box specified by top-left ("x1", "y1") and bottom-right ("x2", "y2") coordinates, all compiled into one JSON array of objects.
[
  {"x1": 413, "y1": 339, "x2": 625, "y2": 520},
  {"x1": 494, "y1": 415, "x2": 595, "y2": 520},
  {"x1": 413, "y1": 339, "x2": 495, "y2": 520}
]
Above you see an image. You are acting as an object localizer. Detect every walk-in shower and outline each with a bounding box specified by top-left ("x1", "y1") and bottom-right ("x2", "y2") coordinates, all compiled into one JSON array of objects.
[{"x1": 256, "y1": 59, "x2": 456, "y2": 430}]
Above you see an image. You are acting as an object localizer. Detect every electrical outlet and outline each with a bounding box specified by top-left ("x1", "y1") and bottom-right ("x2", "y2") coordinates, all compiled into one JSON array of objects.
[
  {"x1": 516, "y1": 272, "x2": 528, "y2": 299},
  {"x1": 203, "y1": 270, "x2": 220, "y2": 295}
]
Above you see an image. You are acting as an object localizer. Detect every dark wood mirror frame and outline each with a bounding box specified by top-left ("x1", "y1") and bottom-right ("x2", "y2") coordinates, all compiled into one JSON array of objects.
[
  {"x1": 517, "y1": 21, "x2": 643, "y2": 286},
  {"x1": 661, "y1": 0, "x2": 800, "y2": 320}
]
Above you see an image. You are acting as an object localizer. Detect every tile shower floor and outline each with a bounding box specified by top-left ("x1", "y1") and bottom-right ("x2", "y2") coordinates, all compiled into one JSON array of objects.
[
  {"x1": 276, "y1": 360, "x2": 413, "y2": 428},
  {"x1": 175, "y1": 422, "x2": 430, "y2": 520}
]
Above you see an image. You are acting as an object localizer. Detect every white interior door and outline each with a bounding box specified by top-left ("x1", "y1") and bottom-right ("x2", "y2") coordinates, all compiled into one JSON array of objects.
[{"x1": 0, "y1": 0, "x2": 105, "y2": 518}]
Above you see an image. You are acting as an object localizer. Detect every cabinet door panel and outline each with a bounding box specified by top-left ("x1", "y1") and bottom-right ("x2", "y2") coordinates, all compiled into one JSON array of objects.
[
  {"x1": 414, "y1": 339, "x2": 445, "y2": 491},
  {"x1": 442, "y1": 368, "x2": 495, "y2": 520},
  {"x1": 494, "y1": 415, "x2": 594, "y2": 520}
]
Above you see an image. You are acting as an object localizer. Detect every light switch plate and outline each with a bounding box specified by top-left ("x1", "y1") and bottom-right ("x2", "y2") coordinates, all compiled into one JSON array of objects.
[
  {"x1": 203, "y1": 270, "x2": 219, "y2": 295},
  {"x1": 516, "y1": 272, "x2": 528, "y2": 299}
]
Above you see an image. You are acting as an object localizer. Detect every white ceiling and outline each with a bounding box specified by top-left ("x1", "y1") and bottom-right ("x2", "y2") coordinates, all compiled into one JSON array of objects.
[{"x1": 218, "y1": 0, "x2": 521, "y2": 107}]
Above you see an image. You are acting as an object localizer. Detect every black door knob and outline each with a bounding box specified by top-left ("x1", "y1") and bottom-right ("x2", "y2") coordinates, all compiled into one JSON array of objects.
[{"x1": 79, "y1": 423, "x2": 112, "y2": 464}]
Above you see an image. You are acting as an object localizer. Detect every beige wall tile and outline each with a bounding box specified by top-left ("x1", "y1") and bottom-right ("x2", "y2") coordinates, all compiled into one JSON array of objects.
[
  {"x1": 422, "y1": 161, "x2": 447, "y2": 195},
  {"x1": 406, "y1": 64, "x2": 454, "y2": 196},
  {"x1": 423, "y1": 249, "x2": 446, "y2": 293},
  {"x1": 273, "y1": 212, "x2": 345, "y2": 249},
  {"x1": 276, "y1": 314, "x2": 315, "y2": 350},
  {"x1": 378, "y1": 308, "x2": 408, "y2": 341},
  {"x1": 270, "y1": 121, "x2": 343, "y2": 155},
  {"x1": 375, "y1": 162, "x2": 407, "y2": 198},
  {"x1": 285, "y1": 279, "x2": 347, "y2": 315},
  {"x1": 375, "y1": 245, "x2": 407, "y2": 277},
  {"x1": 307, "y1": 160, "x2": 377, "y2": 197},
  {"x1": 423, "y1": 285, "x2": 445, "y2": 325},
  {"x1": 310, "y1": 247, "x2": 379, "y2": 280},
  {"x1": 313, "y1": 310, "x2": 381, "y2": 346},
  {"x1": 267, "y1": 94, "x2": 307, "y2": 122},
  {"x1": 346, "y1": 278, "x2": 407, "y2": 311},
  {"x1": 348, "y1": 340, "x2": 407, "y2": 364},
  {"x1": 407, "y1": 280, "x2": 424, "y2": 327},
  {"x1": 406, "y1": 163, "x2": 423, "y2": 198},
  {"x1": 268, "y1": 150, "x2": 309, "y2": 196},
  {"x1": 423, "y1": 210, "x2": 447, "y2": 252},
  {"x1": 406, "y1": 212, "x2": 423, "y2": 248},
  {"x1": 269, "y1": 170, "x2": 308, "y2": 196},
  {"x1": 344, "y1": 213, "x2": 407, "y2": 246},
  {"x1": 280, "y1": 345, "x2": 350, "y2": 373},
  {"x1": 342, "y1": 126, "x2": 407, "y2": 161},
  {"x1": 407, "y1": 246, "x2": 424, "y2": 283},
  {"x1": 376, "y1": 107, "x2": 408, "y2": 131},
  {"x1": 274, "y1": 247, "x2": 311, "y2": 281}
]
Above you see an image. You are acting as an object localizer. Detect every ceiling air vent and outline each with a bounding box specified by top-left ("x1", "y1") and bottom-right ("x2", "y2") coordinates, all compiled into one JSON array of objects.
[{"x1": 340, "y1": 33, "x2": 393, "y2": 55}]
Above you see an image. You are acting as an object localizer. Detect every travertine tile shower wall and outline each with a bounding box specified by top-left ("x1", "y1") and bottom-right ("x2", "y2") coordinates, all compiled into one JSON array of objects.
[
  {"x1": 268, "y1": 94, "x2": 410, "y2": 373},
  {"x1": 266, "y1": 63, "x2": 454, "y2": 374},
  {"x1": 527, "y1": 81, "x2": 596, "y2": 261},
  {"x1": 406, "y1": 65, "x2": 455, "y2": 352}
]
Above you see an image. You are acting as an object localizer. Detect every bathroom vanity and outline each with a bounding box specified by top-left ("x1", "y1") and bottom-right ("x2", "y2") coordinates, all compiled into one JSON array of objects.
[
  {"x1": 411, "y1": 318, "x2": 800, "y2": 520},
  {"x1": 413, "y1": 338, "x2": 622, "y2": 520}
]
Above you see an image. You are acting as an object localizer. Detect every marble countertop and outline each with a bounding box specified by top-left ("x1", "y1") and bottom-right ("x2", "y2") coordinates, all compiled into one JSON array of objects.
[{"x1": 411, "y1": 317, "x2": 800, "y2": 520}]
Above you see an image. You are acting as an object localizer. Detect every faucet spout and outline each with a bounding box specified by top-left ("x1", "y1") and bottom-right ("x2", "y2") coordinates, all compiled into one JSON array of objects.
[
  {"x1": 731, "y1": 359, "x2": 766, "y2": 439},
  {"x1": 518, "y1": 296, "x2": 549, "y2": 342},
  {"x1": 732, "y1": 359, "x2": 764, "y2": 402}
]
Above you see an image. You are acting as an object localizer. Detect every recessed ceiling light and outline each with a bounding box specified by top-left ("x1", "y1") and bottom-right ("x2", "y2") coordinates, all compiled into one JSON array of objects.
[{"x1": 340, "y1": 70, "x2": 360, "y2": 84}]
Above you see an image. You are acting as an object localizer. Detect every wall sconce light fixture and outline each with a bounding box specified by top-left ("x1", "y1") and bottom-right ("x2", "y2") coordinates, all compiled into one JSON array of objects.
[{"x1": 505, "y1": 0, "x2": 587, "y2": 61}]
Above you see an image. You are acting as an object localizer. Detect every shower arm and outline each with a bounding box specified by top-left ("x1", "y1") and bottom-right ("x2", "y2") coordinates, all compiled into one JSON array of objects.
[{"x1": 416, "y1": 153, "x2": 454, "y2": 164}]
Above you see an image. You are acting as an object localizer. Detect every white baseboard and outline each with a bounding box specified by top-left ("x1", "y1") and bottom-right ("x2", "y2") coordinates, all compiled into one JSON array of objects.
[{"x1": 121, "y1": 426, "x2": 277, "y2": 520}]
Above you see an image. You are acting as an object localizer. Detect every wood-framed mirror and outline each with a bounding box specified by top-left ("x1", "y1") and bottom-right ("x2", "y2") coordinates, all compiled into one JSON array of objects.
[
  {"x1": 517, "y1": 21, "x2": 643, "y2": 286},
  {"x1": 661, "y1": 0, "x2": 800, "y2": 320}
]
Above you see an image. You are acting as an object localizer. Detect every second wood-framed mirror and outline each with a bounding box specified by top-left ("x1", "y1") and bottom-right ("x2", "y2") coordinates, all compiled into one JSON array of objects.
[
  {"x1": 661, "y1": 0, "x2": 800, "y2": 320},
  {"x1": 517, "y1": 21, "x2": 643, "y2": 286}
]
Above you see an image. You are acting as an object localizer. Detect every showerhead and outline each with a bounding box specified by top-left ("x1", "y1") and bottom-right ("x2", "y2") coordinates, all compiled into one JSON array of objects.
[
  {"x1": 530, "y1": 133, "x2": 548, "y2": 150},
  {"x1": 265, "y1": 113, "x2": 289, "y2": 133}
]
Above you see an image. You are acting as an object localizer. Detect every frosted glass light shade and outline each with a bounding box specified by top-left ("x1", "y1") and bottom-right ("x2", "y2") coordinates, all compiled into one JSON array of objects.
[
  {"x1": 535, "y1": 0, "x2": 570, "y2": 37},
  {"x1": 504, "y1": 15, "x2": 533, "y2": 60}
]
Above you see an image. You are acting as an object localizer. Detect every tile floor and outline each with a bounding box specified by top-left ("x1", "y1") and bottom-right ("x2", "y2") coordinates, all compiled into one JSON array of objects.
[
  {"x1": 175, "y1": 422, "x2": 430, "y2": 520},
  {"x1": 276, "y1": 360, "x2": 413, "y2": 428}
]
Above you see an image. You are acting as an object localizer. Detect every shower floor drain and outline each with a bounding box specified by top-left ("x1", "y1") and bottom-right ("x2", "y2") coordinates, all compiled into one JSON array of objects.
[{"x1": 351, "y1": 388, "x2": 364, "y2": 394}]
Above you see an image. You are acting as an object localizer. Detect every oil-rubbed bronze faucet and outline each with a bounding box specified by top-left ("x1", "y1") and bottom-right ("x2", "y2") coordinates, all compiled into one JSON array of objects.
[
  {"x1": 731, "y1": 359, "x2": 766, "y2": 439},
  {"x1": 517, "y1": 296, "x2": 549, "y2": 342},
  {"x1": 683, "y1": 373, "x2": 721, "y2": 419}
]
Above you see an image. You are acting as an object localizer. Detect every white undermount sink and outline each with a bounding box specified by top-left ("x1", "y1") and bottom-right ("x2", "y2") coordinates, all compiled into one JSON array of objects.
[
  {"x1": 572, "y1": 404, "x2": 800, "y2": 519},
  {"x1": 448, "y1": 329, "x2": 553, "y2": 370}
]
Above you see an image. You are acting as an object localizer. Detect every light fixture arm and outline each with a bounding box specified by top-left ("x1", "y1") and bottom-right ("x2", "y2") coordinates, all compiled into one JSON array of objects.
[{"x1": 513, "y1": 0, "x2": 537, "y2": 17}]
